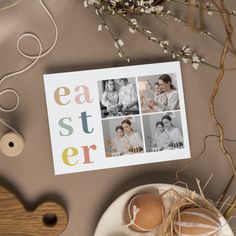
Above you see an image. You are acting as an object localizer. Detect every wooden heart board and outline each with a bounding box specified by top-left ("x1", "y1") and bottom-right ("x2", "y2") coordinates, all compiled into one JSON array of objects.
[{"x1": 0, "y1": 186, "x2": 68, "y2": 236}]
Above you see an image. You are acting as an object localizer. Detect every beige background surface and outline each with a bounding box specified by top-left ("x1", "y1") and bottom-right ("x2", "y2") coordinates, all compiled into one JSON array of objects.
[{"x1": 0, "y1": 0, "x2": 235, "y2": 235}]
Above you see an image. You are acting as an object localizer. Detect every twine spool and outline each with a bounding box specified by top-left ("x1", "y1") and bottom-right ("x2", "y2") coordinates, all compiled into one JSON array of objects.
[{"x1": 0, "y1": 132, "x2": 24, "y2": 157}]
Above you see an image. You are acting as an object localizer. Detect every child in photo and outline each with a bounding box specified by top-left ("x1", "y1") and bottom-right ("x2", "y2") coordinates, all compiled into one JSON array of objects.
[
  {"x1": 112, "y1": 126, "x2": 130, "y2": 155},
  {"x1": 152, "y1": 121, "x2": 170, "y2": 151},
  {"x1": 101, "y1": 79, "x2": 119, "y2": 114},
  {"x1": 148, "y1": 81, "x2": 167, "y2": 112}
]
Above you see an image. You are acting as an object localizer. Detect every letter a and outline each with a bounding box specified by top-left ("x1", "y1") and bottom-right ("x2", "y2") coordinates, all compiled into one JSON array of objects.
[{"x1": 75, "y1": 85, "x2": 93, "y2": 104}]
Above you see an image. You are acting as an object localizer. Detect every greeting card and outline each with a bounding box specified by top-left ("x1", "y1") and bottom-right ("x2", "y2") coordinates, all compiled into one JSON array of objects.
[{"x1": 43, "y1": 62, "x2": 190, "y2": 175}]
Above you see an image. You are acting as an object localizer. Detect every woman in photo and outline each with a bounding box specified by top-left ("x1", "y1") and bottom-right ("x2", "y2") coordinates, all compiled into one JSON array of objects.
[
  {"x1": 152, "y1": 121, "x2": 170, "y2": 151},
  {"x1": 158, "y1": 74, "x2": 180, "y2": 111},
  {"x1": 148, "y1": 81, "x2": 168, "y2": 112},
  {"x1": 101, "y1": 79, "x2": 119, "y2": 115},
  {"x1": 112, "y1": 126, "x2": 129, "y2": 155},
  {"x1": 161, "y1": 115, "x2": 183, "y2": 149},
  {"x1": 118, "y1": 78, "x2": 139, "y2": 114},
  {"x1": 121, "y1": 119, "x2": 143, "y2": 153}
]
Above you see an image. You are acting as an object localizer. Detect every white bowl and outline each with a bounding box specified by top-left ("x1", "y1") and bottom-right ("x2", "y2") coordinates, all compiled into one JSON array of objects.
[{"x1": 94, "y1": 184, "x2": 234, "y2": 236}]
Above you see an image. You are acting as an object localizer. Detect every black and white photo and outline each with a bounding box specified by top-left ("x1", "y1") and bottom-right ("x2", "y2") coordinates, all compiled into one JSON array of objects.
[
  {"x1": 142, "y1": 111, "x2": 184, "y2": 152},
  {"x1": 98, "y1": 77, "x2": 140, "y2": 118}
]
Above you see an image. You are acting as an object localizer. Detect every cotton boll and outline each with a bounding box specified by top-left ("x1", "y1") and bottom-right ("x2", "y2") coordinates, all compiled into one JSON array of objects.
[
  {"x1": 174, "y1": 207, "x2": 221, "y2": 236},
  {"x1": 126, "y1": 193, "x2": 164, "y2": 232}
]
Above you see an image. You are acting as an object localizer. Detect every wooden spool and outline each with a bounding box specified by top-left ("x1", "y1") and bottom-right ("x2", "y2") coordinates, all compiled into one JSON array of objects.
[
  {"x1": 0, "y1": 186, "x2": 68, "y2": 236},
  {"x1": 0, "y1": 132, "x2": 24, "y2": 157}
]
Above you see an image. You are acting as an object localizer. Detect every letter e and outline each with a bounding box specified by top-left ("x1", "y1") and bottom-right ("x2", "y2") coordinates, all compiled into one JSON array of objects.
[
  {"x1": 62, "y1": 147, "x2": 79, "y2": 166},
  {"x1": 54, "y1": 87, "x2": 71, "y2": 105}
]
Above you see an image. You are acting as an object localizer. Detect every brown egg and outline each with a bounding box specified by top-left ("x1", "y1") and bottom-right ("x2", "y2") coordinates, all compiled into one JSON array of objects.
[
  {"x1": 174, "y1": 207, "x2": 221, "y2": 236},
  {"x1": 126, "y1": 193, "x2": 163, "y2": 232}
]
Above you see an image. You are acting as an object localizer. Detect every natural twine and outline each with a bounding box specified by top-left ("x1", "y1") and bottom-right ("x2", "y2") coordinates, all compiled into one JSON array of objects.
[{"x1": 0, "y1": 0, "x2": 58, "y2": 137}]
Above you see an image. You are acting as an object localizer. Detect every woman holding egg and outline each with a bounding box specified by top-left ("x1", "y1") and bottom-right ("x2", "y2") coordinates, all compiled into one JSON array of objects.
[{"x1": 111, "y1": 126, "x2": 130, "y2": 155}]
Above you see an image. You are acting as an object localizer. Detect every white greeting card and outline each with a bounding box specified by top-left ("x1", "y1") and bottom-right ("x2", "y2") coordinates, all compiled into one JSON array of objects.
[{"x1": 43, "y1": 62, "x2": 190, "y2": 175}]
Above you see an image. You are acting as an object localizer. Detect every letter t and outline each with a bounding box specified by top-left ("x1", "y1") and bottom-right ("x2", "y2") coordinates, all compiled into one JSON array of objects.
[{"x1": 79, "y1": 111, "x2": 94, "y2": 134}]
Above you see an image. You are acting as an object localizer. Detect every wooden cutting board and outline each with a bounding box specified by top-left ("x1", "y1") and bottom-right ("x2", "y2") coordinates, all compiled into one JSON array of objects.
[{"x1": 0, "y1": 185, "x2": 68, "y2": 236}]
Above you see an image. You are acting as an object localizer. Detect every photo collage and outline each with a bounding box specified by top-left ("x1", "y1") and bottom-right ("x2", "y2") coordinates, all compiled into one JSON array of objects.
[{"x1": 97, "y1": 74, "x2": 183, "y2": 158}]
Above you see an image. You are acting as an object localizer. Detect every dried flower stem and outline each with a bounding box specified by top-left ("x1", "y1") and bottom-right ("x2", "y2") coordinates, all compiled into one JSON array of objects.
[
  {"x1": 110, "y1": 7, "x2": 221, "y2": 69},
  {"x1": 199, "y1": 0, "x2": 206, "y2": 31},
  {"x1": 209, "y1": 0, "x2": 236, "y2": 179},
  {"x1": 153, "y1": 14, "x2": 168, "y2": 25},
  {"x1": 169, "y1": 0, "x2": 236, "y2": 16},
  {"x1": 164, "y1": 12, "x2": 236, "y2": 56},
  {"x1": 209, "y1": 40, "x2": 236, "y2": 178},
  {"x1": 96, "y1": 1, "x2": 236, "y2": 69},
  {"x1": 217, "y1": 174, "x2": 234, "y2": 207},
  {"x1": 187, "y1": 0, "x2": 196, "y2": 31},
  {"x1": 153, "y1": 8, "x2": 236, "y2": 56},
  {"x1": 224, "y1": 196, "x2": 236, "y2": 220},
  {"x1": 100, "y1": 0, "x2": 236, "y2": 57},
  {"x1": 209, "y1": 0, "x2": 236, "y2": 217},
  {"x1": 211, "y1": 0, "x2": 236, "y2": 55},
  {"x1": 175, "y1": 135, "x2": 236, "y2": 181},
  {"x1": 95, "y1": 6, "x2": 130, "y2": 62}
]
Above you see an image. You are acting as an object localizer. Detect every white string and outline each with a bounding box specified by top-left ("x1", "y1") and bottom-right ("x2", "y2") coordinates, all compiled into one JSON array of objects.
[
  {"x1": 0, "y1": 117, "x2": 20, "y2": 136},
  {"x1": 16, "y1": 0, "x2": 59, "y2": 59},
  {"x1": 0, "y1": 0, "x2": 58, "y2": 134},
  {"x1": 0, "y1": 0, "x2": 22, "y2": 11},
  {"x1": 0, "y1": 34, "x2": 43, "y2": 112},
  {"x1": 126, "y1": 204, "x2": 140, "y2": 227}
]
